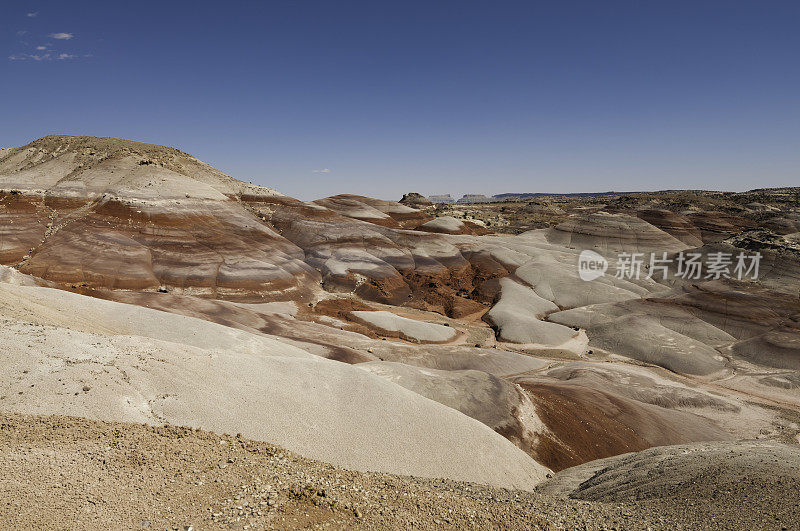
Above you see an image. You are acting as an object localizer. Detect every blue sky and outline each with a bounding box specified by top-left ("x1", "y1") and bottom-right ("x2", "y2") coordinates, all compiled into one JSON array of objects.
[{"x1": 2, "y1": 1, "x2": 799, "y2": 200}]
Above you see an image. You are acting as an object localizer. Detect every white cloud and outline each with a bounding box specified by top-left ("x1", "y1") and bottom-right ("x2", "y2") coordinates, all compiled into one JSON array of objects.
[
  {"x1": 50, "y1": 33, "x2": 74, "y2": 40},
  {"x1": 313, "y1": 168, "x2": 332, "y2": 174},
  {"x1": 9, "y1": 53, "x2": 50, "y2": 61},
  {"x1": 8, "y1": 51, "x2": 78, "y2": 62},
  {"x1": 27, "y1": 12, "x2": 38, "y2": 17},
  {"x1": 36, "y1": 46, "x2": 47, "y2": 50},
  {"x1": 16, "y1": 30, "x2": 27, "y2": 36}
]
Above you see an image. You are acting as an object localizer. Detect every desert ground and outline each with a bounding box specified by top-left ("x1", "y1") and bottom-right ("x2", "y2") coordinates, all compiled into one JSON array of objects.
[{"x1": 1, "y1": 135, "x2": 799, "y2": 529}]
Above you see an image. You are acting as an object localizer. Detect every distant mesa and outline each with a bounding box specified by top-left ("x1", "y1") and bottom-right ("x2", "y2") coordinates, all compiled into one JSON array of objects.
[
  {"x1": 425, "y1": 193, "x2": 618, "y2": 205},
  {"x1": 495, "y1": 191, "x2": 623, "y2": 201},
  {"x1": 455, "y1": 194, "x2": 490, "y2": 204},
  {"x1": 417, "y1": 190, "x2": 785, "y2": 205},
  {"x1": 423, "y1": 191, "x2": 651, "y2": 204},
  {"x1": 426, "y1": 194, "x2": 492, "y2": 204},
  {"x1": 428, "y1": 194, "x2": 455, "y2": 204}
]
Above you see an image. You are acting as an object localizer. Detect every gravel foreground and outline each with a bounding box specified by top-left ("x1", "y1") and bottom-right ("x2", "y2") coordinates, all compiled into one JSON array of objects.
[{"x1": 1, "y1": 412, "x2": 797, "y2": 530}]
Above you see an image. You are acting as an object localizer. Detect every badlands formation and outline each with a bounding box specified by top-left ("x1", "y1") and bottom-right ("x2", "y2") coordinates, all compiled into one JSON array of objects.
[{"x1": 1, "y1": 135, "x2": 799, "y2": 529}]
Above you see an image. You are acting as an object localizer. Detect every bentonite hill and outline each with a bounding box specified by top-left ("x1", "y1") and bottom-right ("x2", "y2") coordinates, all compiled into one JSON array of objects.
[{"x1": 1, "y1": 135, "x2": 799, "y2": 529}]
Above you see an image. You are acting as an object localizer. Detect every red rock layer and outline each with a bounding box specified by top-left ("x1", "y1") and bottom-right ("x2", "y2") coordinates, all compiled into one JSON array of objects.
[{"x1": 3, "y1": 191, "x2": 319, "y2": 301}]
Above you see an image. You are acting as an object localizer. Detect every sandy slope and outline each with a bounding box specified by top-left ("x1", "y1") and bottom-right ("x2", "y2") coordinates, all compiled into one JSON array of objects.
[{"x1": 0, "y1": 278, "x2": 549, "y2": 490}]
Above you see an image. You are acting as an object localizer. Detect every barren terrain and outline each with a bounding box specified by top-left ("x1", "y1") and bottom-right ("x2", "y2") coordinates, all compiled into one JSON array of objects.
[
  {"x1": 3, "y1": 413, "x2": 798, "y2": 530},
  {"x1": 1, "y1": 135, "x2": 798, "y2": 529}
]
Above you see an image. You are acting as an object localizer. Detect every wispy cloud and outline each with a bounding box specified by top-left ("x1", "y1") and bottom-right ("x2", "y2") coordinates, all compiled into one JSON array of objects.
[
  {"x1": 9, "y1": 53, "x2": 51, "y2": 61},
  {"x1": 9, "y1": 24, "x2": 88, "y2": 63},
  {"x1": 313, "y1": 168, "x2": 332, "y2": 174},
  {"x1": 9, "y1": 52, "x2": 78, "y2": 62},
  {"x1": 27, "y1": 12, "x2": 38, "y2": 17}
]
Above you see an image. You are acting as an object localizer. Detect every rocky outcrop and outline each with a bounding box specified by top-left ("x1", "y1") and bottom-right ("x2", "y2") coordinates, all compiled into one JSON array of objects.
[{"x1": 399, "y1": 192, "x2": 432, "y2": 208}]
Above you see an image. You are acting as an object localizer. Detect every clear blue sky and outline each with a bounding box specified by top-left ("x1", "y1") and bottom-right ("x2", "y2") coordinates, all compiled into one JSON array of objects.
[{"x1": 2, "y1": 1, "x2": 799, "y2": 200}]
